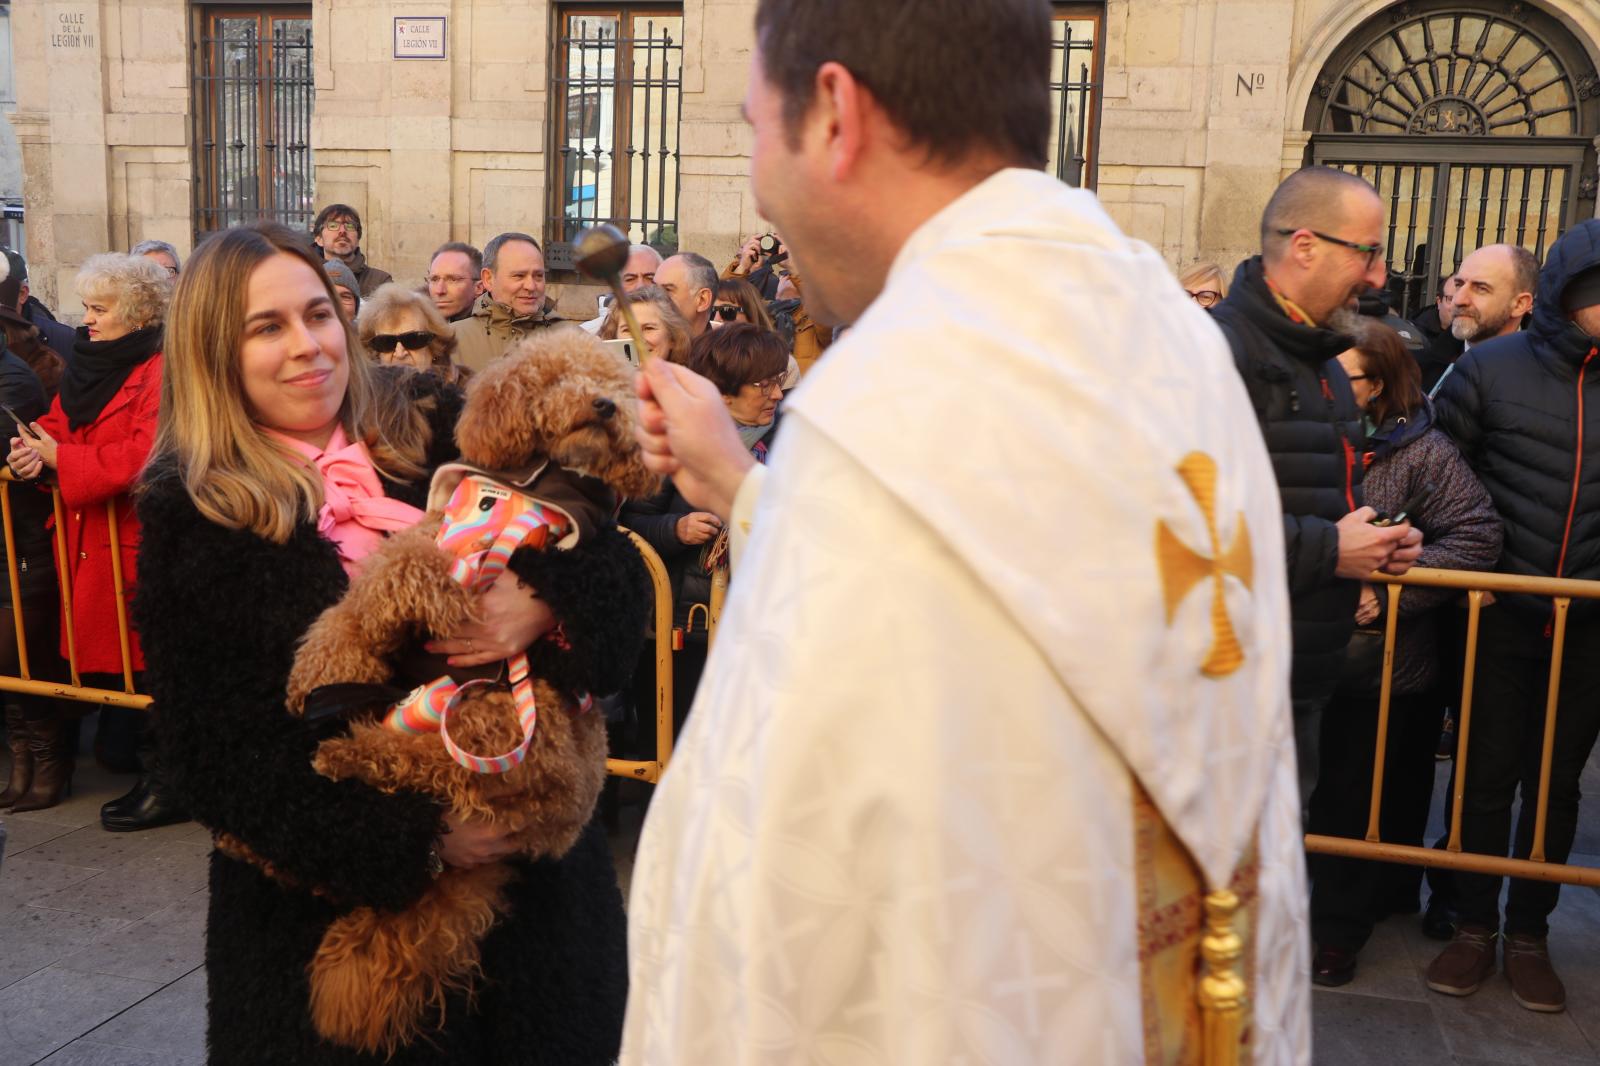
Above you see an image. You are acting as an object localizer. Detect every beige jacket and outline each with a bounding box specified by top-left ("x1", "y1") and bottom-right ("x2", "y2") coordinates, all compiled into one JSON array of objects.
[{"x1": 449, "y1": 293, "x2": 565, "y2": 372}]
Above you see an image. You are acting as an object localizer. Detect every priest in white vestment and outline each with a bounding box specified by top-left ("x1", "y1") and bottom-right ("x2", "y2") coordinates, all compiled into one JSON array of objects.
[{"x1": 620, "y1": 4, "x2": 1311, "y2": 1063}]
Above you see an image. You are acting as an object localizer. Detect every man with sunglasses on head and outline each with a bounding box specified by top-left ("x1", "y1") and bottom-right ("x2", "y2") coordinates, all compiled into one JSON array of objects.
[{"x1": 1210, "y1": 166, "x2": 1424, "y2": 824}]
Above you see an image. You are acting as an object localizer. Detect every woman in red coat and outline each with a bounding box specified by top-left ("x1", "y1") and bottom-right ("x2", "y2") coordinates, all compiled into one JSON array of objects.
[{"x1": 6, "y1": 251, "x2": 176, "y2": 823}]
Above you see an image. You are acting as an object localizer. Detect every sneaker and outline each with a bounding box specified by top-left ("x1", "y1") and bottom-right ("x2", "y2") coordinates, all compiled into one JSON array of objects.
[
  {"x1": 1425, "y1": 924, "x2": 1497, "y2": 996},
  {"x1": 1312, "y1": 946, "x2": 1358, "y2": 987},
  {"x1": 1504, "y1": 933, "x2": 1566, "y2": 1013}
]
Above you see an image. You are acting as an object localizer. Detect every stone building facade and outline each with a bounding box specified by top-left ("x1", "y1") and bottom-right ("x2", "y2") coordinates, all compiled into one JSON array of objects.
[{"x1": 7, "y1": 0, "x2": 1600, "y2": 319}]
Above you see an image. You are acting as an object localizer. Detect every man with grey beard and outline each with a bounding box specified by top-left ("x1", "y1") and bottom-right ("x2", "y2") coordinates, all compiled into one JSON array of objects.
[
  {"x1": 1210, "y1": 166, "x2": 1424, "y2": 821},
  {"x1": 1429, "y1": 243, "x2": 1537, "y2": 394}
]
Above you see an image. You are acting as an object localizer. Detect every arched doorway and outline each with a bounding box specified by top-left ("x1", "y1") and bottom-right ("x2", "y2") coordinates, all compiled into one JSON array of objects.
[{"x1": 1305, "y1": 1, "x2": 1600, "y2": 316}]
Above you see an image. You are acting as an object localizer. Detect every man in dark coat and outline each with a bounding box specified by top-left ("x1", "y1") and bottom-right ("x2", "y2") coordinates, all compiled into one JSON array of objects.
[
  {"x1": 1413, "y1": 274, "x2": 1464, "y2": 390},
  {"x1": 1209, "y1": 166, "x2": 1423, "y2": 812},
  {"x1": 0, "y1": 246, "x2": 74, "y2": 363},
  {"x1": 1426, "y1": 218, "x2": 1600, "y2": 1014},
  {"x1": 1427, "y1": 243, "x2": 1536, "y2": 395},
  {"x1": 311, "y1": 203, "x2": 394, "y2": 297}
]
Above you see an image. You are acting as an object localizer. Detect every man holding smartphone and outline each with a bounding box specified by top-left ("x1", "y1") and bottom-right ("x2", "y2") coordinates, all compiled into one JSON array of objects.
[{"x1": 1209, "y1": 167, "x2": 1425, "y2": 815}]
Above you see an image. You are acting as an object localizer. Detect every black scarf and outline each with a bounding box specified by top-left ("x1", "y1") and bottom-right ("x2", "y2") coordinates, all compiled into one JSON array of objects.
[{"x1": 63, "y1": 324, "x2": 162, "y2": 430}]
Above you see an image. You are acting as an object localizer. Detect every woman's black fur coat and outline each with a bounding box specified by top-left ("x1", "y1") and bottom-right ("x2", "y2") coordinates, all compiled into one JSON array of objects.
[{"x1": 133, "y1": 372, "x2": 648, "y2": 1065}]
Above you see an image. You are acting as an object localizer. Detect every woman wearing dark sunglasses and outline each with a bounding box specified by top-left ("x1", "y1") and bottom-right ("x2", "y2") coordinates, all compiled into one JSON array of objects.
[
  {"x1": 356, "y1": 283, "x2": 470, "y2": 385},
  {"x1": 713, "y1": 277, "x2": 776, "y2": 331}
]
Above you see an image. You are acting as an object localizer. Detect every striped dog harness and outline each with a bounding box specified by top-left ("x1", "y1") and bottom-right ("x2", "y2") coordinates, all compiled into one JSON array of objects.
[{"x1": 382, "y1": 475, "x2": 573, "y2": 774}]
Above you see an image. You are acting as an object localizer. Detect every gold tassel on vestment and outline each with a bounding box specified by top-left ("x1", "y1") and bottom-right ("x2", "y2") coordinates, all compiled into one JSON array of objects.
[{"x1": 1197, "y1": 890, "x2": 1248, "y2": 1066}]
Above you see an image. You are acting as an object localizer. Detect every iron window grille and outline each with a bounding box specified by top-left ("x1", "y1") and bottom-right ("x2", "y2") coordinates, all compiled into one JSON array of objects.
[
  {"x1": 1051, "y1": 5, "x2": 1103, "y2": 189},
  {"x1": 194, "y1": 7, "x2": 315, "y2": 236},
  {"x1": 547, "y1": 6, "x2": 682, "y2": 271}
]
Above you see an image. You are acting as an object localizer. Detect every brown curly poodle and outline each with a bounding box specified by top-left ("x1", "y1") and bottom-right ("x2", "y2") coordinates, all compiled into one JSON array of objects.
[{"x1": 280, "y1": 329, "x2": 657, "y2": 1055}]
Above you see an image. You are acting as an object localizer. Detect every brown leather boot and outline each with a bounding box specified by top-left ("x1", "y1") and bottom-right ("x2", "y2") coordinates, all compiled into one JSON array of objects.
[
  {"x1": 1504, "y1": 933, "x2": 1566, "y2": 1013},
  {"x1": 0, "y1": 703, "x2": 32, "y2": 808},
  {"x1": 11, "y1": 713, "x2": 74, "y2": 812},
  {"x1": 1425, "y1": 923, "x2": 1497, "y2": 997}
]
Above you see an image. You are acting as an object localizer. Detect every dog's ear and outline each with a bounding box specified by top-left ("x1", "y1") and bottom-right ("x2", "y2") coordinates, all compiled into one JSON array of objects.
[{"x1": 455, "y1": 349, "x2": 546, "y2": 469}]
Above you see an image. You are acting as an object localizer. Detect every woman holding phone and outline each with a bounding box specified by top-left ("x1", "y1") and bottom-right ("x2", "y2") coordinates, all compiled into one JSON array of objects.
[
  {"x1": 1307, "y1": 318, "x2": 1502, "y2": 988},
  {"x1": 5, "y1": 252, "x2": 171, "y2": 818},
  {"x1": 134, "y1": 222, "x2": 638, "y2": 1063}
]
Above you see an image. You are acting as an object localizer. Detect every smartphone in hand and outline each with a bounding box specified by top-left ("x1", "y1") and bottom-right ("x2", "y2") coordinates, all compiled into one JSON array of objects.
[
  {"x1": 1372, "y1": 482, "x2": 1435, "y2": 528},
  {"x1": 0, "y1": 403, "x2": 37, "y2": 442}
]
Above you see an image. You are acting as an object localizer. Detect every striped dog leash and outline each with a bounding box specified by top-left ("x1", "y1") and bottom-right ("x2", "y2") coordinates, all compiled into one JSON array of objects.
[{"x1": 382, "y1": 477, "x2": 573, "y2": 774}]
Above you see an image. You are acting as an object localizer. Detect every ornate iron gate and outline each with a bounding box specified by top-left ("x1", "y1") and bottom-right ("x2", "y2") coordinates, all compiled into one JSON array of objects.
[
  {"x1": 1306, "y1": 2, "x2": 1599, "y2": 318},
  {"x1": 195, "y1": 8, "x2": 315, "y2": 235}
]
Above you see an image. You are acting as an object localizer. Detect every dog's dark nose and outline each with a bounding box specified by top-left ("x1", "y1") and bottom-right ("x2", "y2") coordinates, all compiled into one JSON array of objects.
[{"x1": 592, "y1": 397, "x2": 617, "y2": 420}]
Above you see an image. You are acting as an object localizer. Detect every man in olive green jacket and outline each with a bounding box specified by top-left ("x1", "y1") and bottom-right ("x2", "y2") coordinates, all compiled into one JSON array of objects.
[{"x1": 449, "y1": 232, "x2": 565, "y2": 372}]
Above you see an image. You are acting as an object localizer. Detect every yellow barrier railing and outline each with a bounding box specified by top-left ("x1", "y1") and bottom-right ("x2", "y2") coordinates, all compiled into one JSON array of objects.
[
  {"x1": 0, "y1": 473, "x2": 679, "y2": 780},
  {"x1": 0, "y1": 470, "x2": 148, "y2": 709},
  {"x1": 609, "y1": 529, "x2": 675, "y2": 783},
  {"x1": 1303, "y1": 565, "x2": 1600, "y2": 888}
]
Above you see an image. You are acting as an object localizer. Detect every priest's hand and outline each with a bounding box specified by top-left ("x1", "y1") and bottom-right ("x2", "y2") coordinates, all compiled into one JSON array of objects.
[{"x1": 635, "y1": 358, "x2": 754, "y2": 521}]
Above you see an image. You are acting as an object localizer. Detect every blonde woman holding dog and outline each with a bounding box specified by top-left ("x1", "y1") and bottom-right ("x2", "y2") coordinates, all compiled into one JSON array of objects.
[{"x1": 135, "y1": 221, "x2": 639, "y2": 1065}]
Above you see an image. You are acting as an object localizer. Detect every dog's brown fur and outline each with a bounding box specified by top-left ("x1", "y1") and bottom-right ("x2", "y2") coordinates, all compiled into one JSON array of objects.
[{"x1": 278, "y1": 331, "x2": 654, "y2": 1056}]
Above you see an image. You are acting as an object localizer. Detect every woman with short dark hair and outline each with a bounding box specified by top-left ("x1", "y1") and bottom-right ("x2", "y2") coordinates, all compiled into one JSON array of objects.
[
  {"x1": 1308, "y1": 317, "x2": 1502, "y2": 988},
  {"x1": 622, "y1": 324, "x2": 788, "y2": 729}
]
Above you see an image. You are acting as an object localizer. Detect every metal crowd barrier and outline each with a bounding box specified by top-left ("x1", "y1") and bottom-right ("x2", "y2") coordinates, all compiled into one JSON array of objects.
[
  {"x1": 1303, "y1": 565, "x2": 1600, "y2": 888},
  {"x1": 0, "y1": 472, "x2": 679, "y2": 783},
  {"x1": 0, "y1": 470, "x2": 148, "y2": 709}
]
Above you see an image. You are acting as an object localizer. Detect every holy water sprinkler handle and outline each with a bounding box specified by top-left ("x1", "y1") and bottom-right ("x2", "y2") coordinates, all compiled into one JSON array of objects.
[{"x1": 573, "y1": 225, "x2": 652, "y2": 365}]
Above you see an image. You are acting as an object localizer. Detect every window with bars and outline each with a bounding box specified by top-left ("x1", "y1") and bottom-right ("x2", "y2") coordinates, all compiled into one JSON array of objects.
[
  {"x1": 194, "y1": 6, "x2": 315, "y2": 235},
  {"x1": 1050, "y1": 5, "x2": 1103, "y2": 189},
  {"x1": 547, "y1": 5, "x2": 682, "y2": 270}
]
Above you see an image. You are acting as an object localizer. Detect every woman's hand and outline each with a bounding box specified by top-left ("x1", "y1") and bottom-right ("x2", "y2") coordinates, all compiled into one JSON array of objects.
[
  {"x1": 1355, "y1": 583, "x2": 1381, "y2": 626},
  {"x1": 425, "y1": 574, "x2": 556, "y2": 669},
  {"x1": 13, "y1": 424, "x2": 58, "y2": 469},
  {"x1": 676, "y1": 511, "x2": 722, "y2": 546},
  {"x1": 6, "y1": 431, "x2": 48, "y2": 480},
  {"x1": 436, "y1": 812, "x2": 521, "y2": 869}
]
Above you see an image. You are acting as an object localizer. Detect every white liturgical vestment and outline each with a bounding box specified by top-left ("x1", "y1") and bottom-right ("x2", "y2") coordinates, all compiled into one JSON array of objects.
[{"x1": 621, "y1": 168, "x2": 1311, "y2": 1064}]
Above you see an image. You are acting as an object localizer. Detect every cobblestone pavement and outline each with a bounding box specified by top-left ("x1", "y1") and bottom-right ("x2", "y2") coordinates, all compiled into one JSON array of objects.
[{"x1": 2, "y1": 730, "x2": 1598, "y2": 1064}]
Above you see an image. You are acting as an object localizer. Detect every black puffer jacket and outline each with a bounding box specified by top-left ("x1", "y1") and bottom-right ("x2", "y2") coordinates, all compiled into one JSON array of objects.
[
  {"x1": 1434, "y1": 218, "x2": 1600, "y2": 622},
  {"x1": 1211, "y1": 256, "x2": 1365, "y2": 701}
]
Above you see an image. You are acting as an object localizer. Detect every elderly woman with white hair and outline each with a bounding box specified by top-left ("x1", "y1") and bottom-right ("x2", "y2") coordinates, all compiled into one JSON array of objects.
[
  {"x1": 356, "y1": 282, "x2": 470, "y2": 386},
  {"x1": 4, "y1": 252, "x2": 181, "y2": 827}
]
